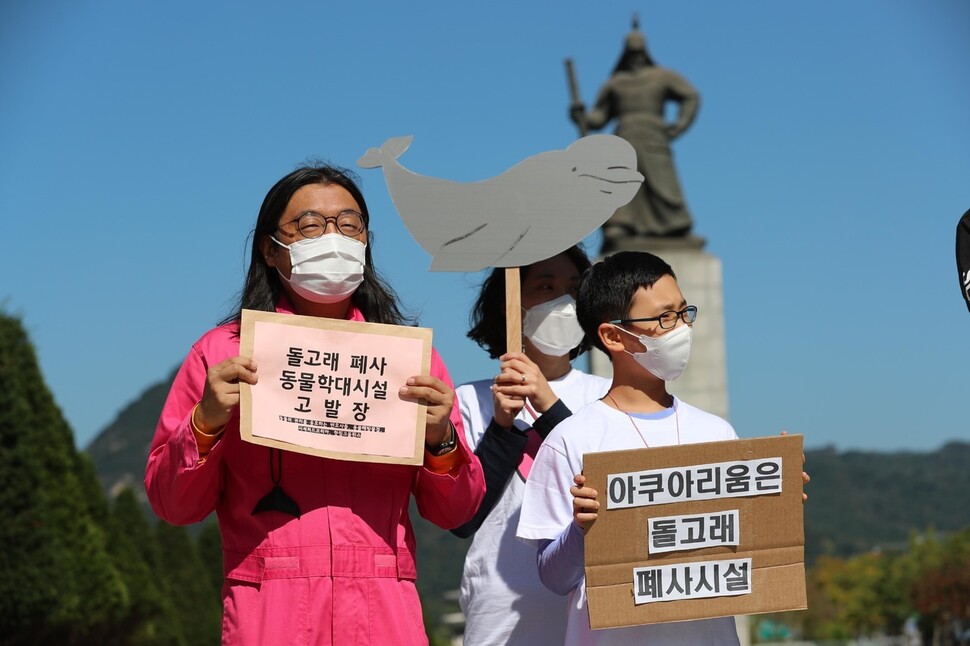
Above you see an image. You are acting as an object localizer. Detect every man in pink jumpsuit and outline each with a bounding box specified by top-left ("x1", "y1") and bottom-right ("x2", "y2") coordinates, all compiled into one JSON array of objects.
[{"x1": 145, "y1": 164, "x2": 484, "y2": 645}]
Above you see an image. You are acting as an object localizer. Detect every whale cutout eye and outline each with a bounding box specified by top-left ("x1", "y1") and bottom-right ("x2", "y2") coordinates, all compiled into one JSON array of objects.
[{"x1": 572, "y1": 167, "x2": 577, "y2": 172}]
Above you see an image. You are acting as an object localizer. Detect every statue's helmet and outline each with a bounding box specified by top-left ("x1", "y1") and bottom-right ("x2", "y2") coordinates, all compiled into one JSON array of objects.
[
  {"x1": 625, "y1": 27, "x2": 647, "y2": 53},
  {"x1": 614, "y1": 15, "x2": 655, "y2": 72}
]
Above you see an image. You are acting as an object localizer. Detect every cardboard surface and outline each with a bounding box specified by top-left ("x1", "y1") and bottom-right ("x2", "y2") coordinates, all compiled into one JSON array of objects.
[
  {"x1": 583, "y1": 435, "x2": 806, "y2": 629},
  {"x1": 357, "y1": 134, "x2": 643, "y2": 271},
  {"x1": 239, "y1": 309, "x2": 432, "y2": 465}
]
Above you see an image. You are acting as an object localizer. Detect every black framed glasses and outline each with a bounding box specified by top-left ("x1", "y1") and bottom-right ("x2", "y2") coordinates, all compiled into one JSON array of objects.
[
  {"x1": 611, "y1": 305, "x2": 697, "y2": 330},
  {"x1": 277, "y1": 210, "x2": 365, "y2": 239}
]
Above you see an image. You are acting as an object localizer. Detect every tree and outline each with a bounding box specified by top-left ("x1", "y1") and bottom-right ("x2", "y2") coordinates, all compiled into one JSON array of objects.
[
  {"x1": 806, "y1": 554, "x2": 883, "y2": 640},
  {"x1": 0, "y1": 312, "x2": 127, "y2": 644},
  {"x1": 800, "y1": 528, "x2": 970, "y2": 643},
  {"x1": 154, "y1": 521, "x2": 222, "y2": 645},
  {"x1": 105, "y1": 487, "x2": 186, "y2": 644},
  {"x1": 909, "y1": 528, "x2": 970, "y2": 645}
]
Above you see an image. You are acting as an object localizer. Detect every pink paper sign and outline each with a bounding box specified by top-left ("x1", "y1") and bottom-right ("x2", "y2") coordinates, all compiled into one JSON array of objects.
[{"x1": 239, "y1": 310, "x2": 432, "y2": 465}]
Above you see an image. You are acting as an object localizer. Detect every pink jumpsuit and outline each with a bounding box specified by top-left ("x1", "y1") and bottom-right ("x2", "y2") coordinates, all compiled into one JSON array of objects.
[{"x1": 145, "y1": 302, "x2": 485, "y2": 645}]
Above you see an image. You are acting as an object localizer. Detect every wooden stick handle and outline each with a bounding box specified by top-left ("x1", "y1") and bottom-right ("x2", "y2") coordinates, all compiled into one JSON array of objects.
[{"x1": 505, "y1": 267, "x2": 522, "y2": 353}]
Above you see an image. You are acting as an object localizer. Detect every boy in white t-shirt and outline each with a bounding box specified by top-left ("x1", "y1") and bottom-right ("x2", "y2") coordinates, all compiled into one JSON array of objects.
[{"x1": 516, "y1": 251, "x2": 741, "y2": 645}]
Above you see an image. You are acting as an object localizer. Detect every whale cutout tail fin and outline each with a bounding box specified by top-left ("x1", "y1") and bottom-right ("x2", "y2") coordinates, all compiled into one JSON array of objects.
[
  {"x1": 357, "y1": 135, "x2": 414, "y2": 169},
  {"x1": 383, "y1": 135, "x2": 413, "y2": 158},
  {"x1": 357, "y1": 147, "x2": 383, "y2": 169}
]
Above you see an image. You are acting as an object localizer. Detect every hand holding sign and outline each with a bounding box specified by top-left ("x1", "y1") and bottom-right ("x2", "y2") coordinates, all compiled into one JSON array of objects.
[
  {"x1": 196, "y1": 356, "x2": 259, "y2": 432},
  {"x1": 399, "y1": 374, "x2": 455, "y2": 447},
  {"x1": 493, "y1": 351, "x2": 559, "y2": 413},
  {"x1": 571, "y1": 473, "x2": 600, "y2": 534},
  {"x1": 490, "y1": 383, "x2": 525, "y2": 430}
]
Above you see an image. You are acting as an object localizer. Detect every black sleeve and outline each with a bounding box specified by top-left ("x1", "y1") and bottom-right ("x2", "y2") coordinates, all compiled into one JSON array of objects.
[
  {"x1": 531, "y1": 399, "x2": 572, "y2": 439},
  {"x1": 450, "y1": 418, "x2": 528, "y2": 538},
  {"x1": 450, "y1": 399, "x2": 575, "y2": 539}
]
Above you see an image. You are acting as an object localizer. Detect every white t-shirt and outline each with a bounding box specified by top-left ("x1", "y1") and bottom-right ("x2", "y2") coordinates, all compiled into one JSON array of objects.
[
  {"x1": 517, "y1": 398, "x2": 741, "y2": 646},
  {"x1": 456, "y1": 369, "x2": 610, "y2": 646}
]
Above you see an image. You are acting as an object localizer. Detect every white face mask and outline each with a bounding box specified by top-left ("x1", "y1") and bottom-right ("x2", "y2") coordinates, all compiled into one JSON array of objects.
[
  {"x1": 613, "y1": 322, "x2": 692, "y2": 381},
  {"x1": 271, "y1": 234, "x2": 366, "y2": 303},
  {"x1": 522, "y1": 294, "x2": 586, "y2": 357}
]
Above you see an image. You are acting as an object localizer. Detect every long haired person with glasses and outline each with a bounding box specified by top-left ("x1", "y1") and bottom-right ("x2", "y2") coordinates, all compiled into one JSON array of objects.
[{"x1": 145, "y1": 164, "x2": 485, "y2": 645}]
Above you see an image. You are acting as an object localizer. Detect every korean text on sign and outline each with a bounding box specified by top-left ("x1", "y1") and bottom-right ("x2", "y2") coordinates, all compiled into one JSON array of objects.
[
  {"x1": 606, "y1": 458, "x2": 783, "y2": 510},
  {"x1": 633, "y1": 558, "x2": 752, "y2": 605},
  {"x1": 648, "y1": 510, "x2": 740, "y2": 554},
  {"x1": 279, "y1": 347, "x2": 390, "y2": 420}
]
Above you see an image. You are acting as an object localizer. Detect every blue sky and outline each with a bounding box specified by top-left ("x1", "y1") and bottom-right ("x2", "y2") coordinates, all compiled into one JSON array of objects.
[{"x1": 2, "y1": 0, "x2": 968, "y2": 452}]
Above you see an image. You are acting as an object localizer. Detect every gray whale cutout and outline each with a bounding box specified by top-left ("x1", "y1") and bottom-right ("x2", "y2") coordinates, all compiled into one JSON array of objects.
[{"x1": 358, "y1": 135, "x2": 643, "y2": 271}]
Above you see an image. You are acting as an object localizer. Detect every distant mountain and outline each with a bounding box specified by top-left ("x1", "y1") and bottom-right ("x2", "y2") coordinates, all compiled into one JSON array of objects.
[
  {"x1": 86, "y1": 370, "x2": 176, "y2": 504},
  {"x1": 87, "y1": 374, "x2": 970, "y2": 572},
  {"x1": 800, "y1": 441, "x2": 970, "y2": 562}
]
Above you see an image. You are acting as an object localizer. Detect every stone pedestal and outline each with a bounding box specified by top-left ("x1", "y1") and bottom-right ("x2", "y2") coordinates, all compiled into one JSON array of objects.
[{"x1": 588, "y1": 244, "x2": 730, "y2": 422}]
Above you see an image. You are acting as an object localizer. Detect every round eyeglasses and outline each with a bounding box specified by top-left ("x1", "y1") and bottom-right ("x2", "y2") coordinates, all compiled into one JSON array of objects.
[
  {"x1": 277, "y1": 210, "x2": 365, "y2": 239},
  {"x1": 610, "y1": 305, "x2": 698, "y2": 330}
]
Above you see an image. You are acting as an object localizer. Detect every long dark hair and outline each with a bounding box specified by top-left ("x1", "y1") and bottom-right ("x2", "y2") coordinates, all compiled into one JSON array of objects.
[
  {"x1": 221, "y1": 164, "x2": 411, "y2": 327},
  {"x1": 467, "y1": 245, "x2": 592, "y2": 360}
]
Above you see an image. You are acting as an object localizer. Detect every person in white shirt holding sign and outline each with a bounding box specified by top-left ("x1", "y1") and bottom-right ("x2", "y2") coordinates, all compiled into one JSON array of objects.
[
  {"x1": 517, "y1": 250, "x2": 742, "y2": 645},
  {"x1": 452, "y1": 245, "x2": 611, "y2": 645}
]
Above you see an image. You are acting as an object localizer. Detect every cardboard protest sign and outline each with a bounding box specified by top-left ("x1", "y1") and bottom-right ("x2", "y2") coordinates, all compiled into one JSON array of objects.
[
  {"x1": 357, "y1": 135, "x2": 643, "y2": 272},
  {"x1": 239, "y1": 309, "x2": 432, "y2": 465},
  {"x1": 582, "y1": 434, "x2": 806, "y2": 630}
]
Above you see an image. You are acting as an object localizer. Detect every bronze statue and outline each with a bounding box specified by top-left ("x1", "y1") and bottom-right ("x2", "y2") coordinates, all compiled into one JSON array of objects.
[{"x1": 568, "y1": 18, "x2": 702, "y2": 251}]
